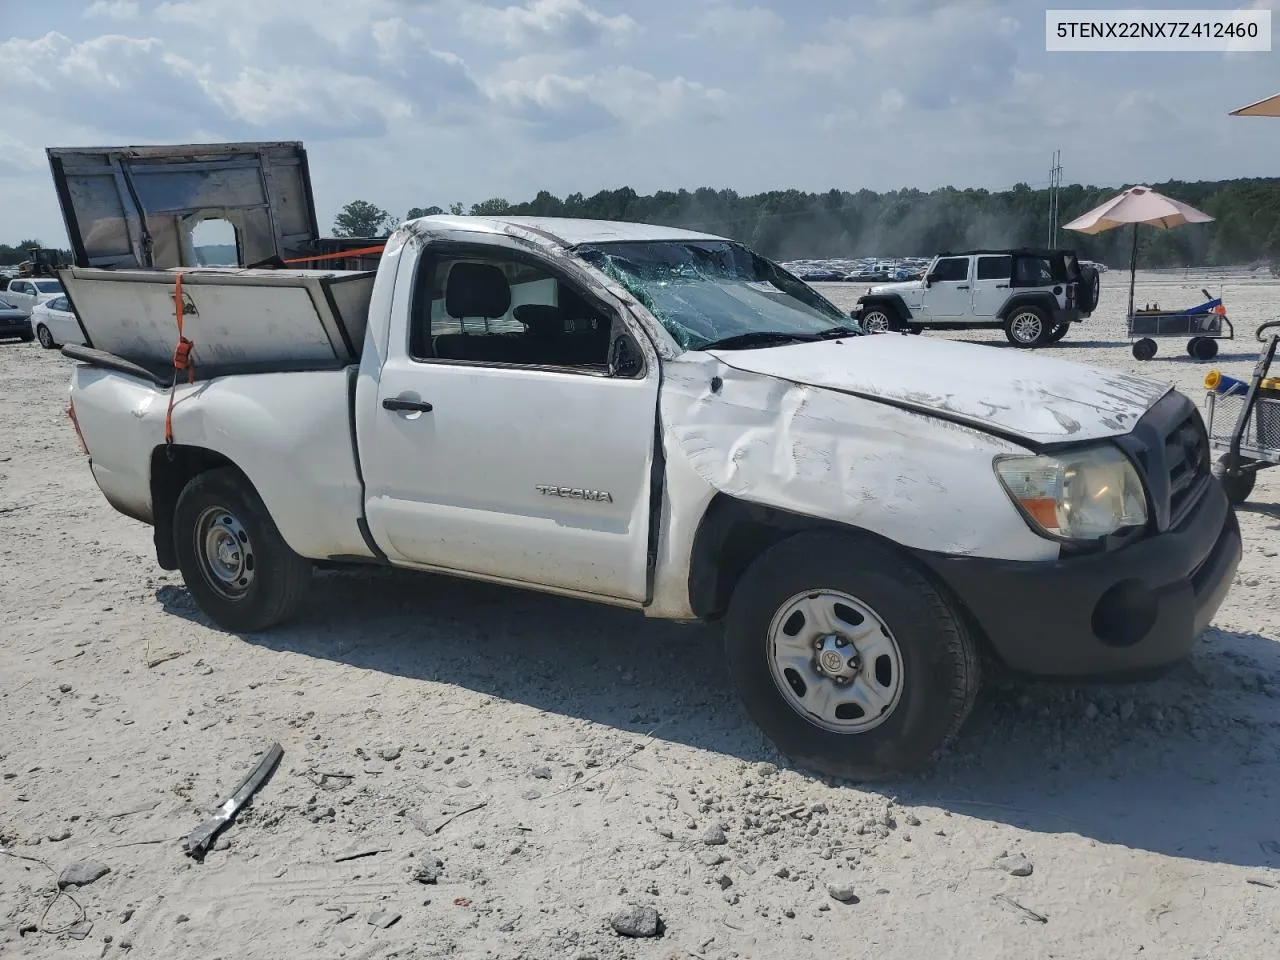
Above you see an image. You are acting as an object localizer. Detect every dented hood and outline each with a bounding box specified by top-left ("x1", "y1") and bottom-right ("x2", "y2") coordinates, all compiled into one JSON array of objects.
[{"x1": 708, "y1": 335, "x2": 1171, "y2": 445}]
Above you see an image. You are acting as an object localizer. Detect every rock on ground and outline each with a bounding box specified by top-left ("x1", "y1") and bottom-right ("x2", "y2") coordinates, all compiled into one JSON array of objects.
[{"x1": 609, "y1": 905, "x2": 663, "y2": 938}]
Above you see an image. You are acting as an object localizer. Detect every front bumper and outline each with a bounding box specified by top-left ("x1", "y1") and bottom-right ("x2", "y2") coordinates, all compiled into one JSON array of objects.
[{"x1": 913, "y1": 480, "x2": 1241, "y2": 676}]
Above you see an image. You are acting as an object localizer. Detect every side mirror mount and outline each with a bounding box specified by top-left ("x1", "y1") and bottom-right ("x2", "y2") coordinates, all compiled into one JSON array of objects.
[{"x1": 608, "y1": 334, "x2": 643, "y2": 378}]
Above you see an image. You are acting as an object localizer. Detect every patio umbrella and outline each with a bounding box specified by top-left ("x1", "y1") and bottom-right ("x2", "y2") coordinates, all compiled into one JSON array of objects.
[
  {"x1": 1229, "y1": 92, "x2": 1280, "y2": 117},
  {"x1": 1063, "y1": 185, "x2": 1214, "y2": 317}
]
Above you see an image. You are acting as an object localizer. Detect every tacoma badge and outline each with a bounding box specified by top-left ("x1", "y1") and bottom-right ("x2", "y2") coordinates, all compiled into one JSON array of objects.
[{"x1": 536, "y1": 485, "x2": 614, "y2": 503}]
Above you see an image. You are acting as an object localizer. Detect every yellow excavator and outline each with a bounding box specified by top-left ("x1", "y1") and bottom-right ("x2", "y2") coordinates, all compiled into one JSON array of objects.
[{"x1": 15, "y1": 247, "x2": 69, "y2": 278}]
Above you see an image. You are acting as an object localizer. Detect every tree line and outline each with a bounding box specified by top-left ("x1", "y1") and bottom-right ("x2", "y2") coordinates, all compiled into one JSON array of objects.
[
  {"x1": 335, "y1": 177, "x2": 1280, "y2": 269},
  {"x1": 0, "y1": 241, "x2": 73, "y2": 267}
]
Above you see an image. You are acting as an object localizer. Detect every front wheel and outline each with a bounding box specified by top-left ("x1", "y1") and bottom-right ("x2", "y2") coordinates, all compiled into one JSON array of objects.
[
  {"x1": 859, "y1": 307, "x2": 896, "y2": 334},
  {"x1": 36, "y1": 324, "x2": 57, "y2": 349},
  {"x1": 173, "y1": 467, "x2": 313, "y2": 632},
  {"x1": 724, "y1": 531, "x2": 980, "y2": 780},
  {"x1": 1005, "y1": 307, "x2": 1051, "y2": 347}
]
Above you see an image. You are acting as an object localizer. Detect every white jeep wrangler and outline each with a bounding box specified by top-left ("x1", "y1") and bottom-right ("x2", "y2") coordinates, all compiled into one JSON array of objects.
[{"x1": 851, "y1": 249, "x2": 1101, "y2": 348}]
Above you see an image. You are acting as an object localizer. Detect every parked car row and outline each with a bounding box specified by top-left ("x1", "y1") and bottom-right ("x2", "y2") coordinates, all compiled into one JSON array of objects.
[{"x1": 0, "y1": 277, "x2": 84, "y2": 347}]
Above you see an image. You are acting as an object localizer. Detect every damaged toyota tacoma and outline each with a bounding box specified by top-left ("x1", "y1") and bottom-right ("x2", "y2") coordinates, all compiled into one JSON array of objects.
[{"x1": 53, "y1": 142, "x2": 1241, "y2": 779}]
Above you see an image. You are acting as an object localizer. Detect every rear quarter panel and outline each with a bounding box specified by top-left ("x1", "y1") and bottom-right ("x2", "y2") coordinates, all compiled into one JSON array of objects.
[{"x1": 71, "y1": 366, "x2": 371, "y2": 560}]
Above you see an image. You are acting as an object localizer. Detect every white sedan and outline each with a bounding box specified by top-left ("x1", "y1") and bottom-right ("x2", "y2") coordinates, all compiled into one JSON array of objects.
[
  {"x1": 31, "y1": 295, "x2": 86, "y2": 349},
  {"x1": 3, "y1": 277, "x2": 63, "y2": 315}
]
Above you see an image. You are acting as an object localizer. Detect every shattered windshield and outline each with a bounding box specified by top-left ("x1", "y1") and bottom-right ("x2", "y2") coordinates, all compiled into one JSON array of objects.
[{"x1": 575, "y1": 240, "x2": 857, "y2": 351}]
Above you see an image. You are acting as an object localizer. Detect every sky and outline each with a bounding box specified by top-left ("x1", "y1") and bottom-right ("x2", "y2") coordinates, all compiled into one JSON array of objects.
[{"x1": 2, "y1": 0, "x2": 1278, "y2": 244}]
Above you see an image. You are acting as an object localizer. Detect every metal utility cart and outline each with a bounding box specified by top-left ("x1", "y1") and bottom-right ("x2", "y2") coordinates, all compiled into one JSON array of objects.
[
  {"x1": 1129, "y1": 288, "x2": 1234, "y2": 361},
  {"x1": 1205, "y1": 320, "x2": 1280, "y2": 504}
]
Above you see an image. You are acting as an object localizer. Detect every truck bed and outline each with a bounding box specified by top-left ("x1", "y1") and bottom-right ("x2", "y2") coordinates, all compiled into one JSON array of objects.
[{"x1": 70, "y1": 360, "x2": 373, "y2": 562}]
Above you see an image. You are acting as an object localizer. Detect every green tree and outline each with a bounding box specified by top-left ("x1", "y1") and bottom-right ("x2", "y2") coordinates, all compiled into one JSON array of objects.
[
  {"x1": 406, "y1": 206, "x2": 444, "y2": 220},
  {"x1": 333, "y1": 200, "x2": 393, "y2": 238},
  {"x1": 449, "y1": 202, "x2": 465, "y2": 216},
  {"x1": 470, "y1": 198, "x2": 513, "y2": 216}
]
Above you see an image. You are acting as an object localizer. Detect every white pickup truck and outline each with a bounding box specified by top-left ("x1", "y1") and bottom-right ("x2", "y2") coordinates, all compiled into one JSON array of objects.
[{"x1": 54, "y1": 142, "x2": 1241, "y2": 779}]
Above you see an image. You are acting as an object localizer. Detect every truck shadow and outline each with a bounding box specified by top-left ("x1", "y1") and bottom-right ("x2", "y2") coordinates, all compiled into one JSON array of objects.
[{"x1": 157, "y1": 571, "x2": 1280, "y2": 869}]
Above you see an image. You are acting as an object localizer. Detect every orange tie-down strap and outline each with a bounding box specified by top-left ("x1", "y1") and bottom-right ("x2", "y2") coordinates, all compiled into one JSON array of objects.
[
  {"x1": 164, "y1": 272, "x2": 196, "y2": 449},
  {"x1": 282, "y1": 244, "x2": 386, "y2": 265},
  {"x1": 162, "y1": 246, "x2": 386, "y2": 447}
]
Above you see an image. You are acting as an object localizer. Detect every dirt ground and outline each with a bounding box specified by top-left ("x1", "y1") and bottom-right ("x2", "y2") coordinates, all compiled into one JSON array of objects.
[{"x1": 2, "y1": 269, "x2": 1280, "y2": 960}]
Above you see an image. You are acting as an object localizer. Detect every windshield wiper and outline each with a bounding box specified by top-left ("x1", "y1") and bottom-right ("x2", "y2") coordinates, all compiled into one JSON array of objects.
[
  {"x1": 814, "y1": 325, "x2": 861, "y2": 339},
  {"x1": 700, "y1": 331, "x2": 821, "y2": 351}
]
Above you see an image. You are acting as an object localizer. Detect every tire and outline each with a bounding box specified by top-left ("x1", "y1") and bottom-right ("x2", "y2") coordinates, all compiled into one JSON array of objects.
[
  {"x1": 859, "y1": 307, "x2": 897, "y2": 335},
  {"x1": 723, "y1": 531, "x2": 981, "y2": 781},
  {"x1": 173, "y1": 466, "x2": 312, "y2": 632},
  {"x1": 1077, "y1": 266, "x2": 1101, "y2": 313},
  {"x1": 1191, "y1": 337, "x2": 1218, "y2": 361},
  {"x1": 1132, "y1": 338, "x2": 1157, "y2": 361},
  {"x1": 1004, "y1": 306, "x2": 1051, "y2": 347},
  {"x1": 1046, "y1": 322, "x2": 1069, "y2": 343},
  {"x1": 1213, "y1": 455, "x2": 1256, "y2": 505},
  {"x1": 36, "y1": 324, "x2": 56, "y2": 349}
]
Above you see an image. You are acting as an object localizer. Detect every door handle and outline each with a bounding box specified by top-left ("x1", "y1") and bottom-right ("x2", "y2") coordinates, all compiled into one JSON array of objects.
[
  {"x1": 956, "y1": 285, "x2": 970, "y2": 290},
  {"x1": 996, "y1": 284, "x2": 1009, "y2": 289},
  {"x1": 382, "y1": 397, "x2": 433, "y2": 413}
]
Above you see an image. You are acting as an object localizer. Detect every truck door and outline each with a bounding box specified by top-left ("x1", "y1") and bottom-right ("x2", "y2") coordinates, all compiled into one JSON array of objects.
[
  {"x1": 921, "y1": 256, "x2": 973, "y2": 318},
  {"x1": 361, "y1": 245, "x2": 660, "y2": 604},
  {"x1": 971, "y1": 254, "x2": 1013, "y2": 317}
]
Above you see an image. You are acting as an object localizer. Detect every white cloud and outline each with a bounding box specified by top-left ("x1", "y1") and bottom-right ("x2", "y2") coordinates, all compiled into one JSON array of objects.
[
  {"x1": 699, "y1": 4, "x2": 786, "y2": 44},
  {"x1": 0, "y1": 0, "x2": 1276, "y2": 244},
  {"x1": 85, "y1": 0, "x2": 140, "y2": 18},
  {"x1": 490, "y1": 65, "x2": 728, "y2": 136},
  {"x1": 0, "y1": 33, "x2": 214, "y2": 137},
  {"x1": 778, "y1": 42, "x2": 855, "y2": 76},
  {"x1": 461, "y1": 0, "x2": 635, "y2": 49},
  {"x1": 0, "y1": 135, "x2": 44, "y2": 177}
]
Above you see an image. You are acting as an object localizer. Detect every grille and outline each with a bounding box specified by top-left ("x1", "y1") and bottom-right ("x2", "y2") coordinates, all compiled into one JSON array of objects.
[{"x1": 1164, "y1": 410, "x2": 1209, "y2": 520}]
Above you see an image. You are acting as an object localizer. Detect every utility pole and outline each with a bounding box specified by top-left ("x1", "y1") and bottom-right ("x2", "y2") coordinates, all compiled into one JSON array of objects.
[{"x1": 1046, "y1": 150, "x2": 1063, "y2": 247}]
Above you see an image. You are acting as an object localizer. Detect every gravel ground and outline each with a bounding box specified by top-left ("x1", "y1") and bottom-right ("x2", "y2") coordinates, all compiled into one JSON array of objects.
[{"x1": 2, "y1": 270, "x2": 1280, "y2": 959}]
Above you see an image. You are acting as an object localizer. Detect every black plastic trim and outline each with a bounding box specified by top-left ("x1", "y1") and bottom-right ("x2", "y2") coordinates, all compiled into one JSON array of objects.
[
  {"x1": 345, "y1": 364, "x2": 387, "y2": 561},
  {"x1": 911, "y1": 481, "x2": 1240, "y2": 676},
  {"x1": 853, "y1": 293, "x2": 913, "y2": 321}
]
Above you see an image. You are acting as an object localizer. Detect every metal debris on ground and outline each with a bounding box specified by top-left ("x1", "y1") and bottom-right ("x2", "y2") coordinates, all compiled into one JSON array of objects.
[
  {"x1": 333, "y1": 847, "x2": 389, "y2": 863},
  {"x1": 367, "y1": 909, "x2": 401, "y2": 929},
  {"x1": 407, "y1": 800, "x2": 489, "y2": 836},
  {"x1": 305, "y1": 769, "x2": 354, "y2": 792},
  {"x1": 145, "y1": 647, "x2": 188, "y2": 669},
  {"x1": 993, "y1": 893, "x2": 1049, "y2": 924},
  {"x1": 1247, "y1": 878, "x2": 1276, "y2": 888},
  {"x1": 182, "y1": 742, "x2": 283, "y2": 859}
]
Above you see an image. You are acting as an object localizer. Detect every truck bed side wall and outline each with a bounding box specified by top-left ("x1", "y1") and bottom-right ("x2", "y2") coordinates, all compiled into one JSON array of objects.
[{"x1": 71, "y1": 366, "x2": 372, "y2": 560}]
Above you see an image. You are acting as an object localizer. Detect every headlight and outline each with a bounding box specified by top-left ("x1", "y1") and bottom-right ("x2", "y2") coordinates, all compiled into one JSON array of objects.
[{"x1": 994, "y1": 445, "x2": 1147, "y2": 541}]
